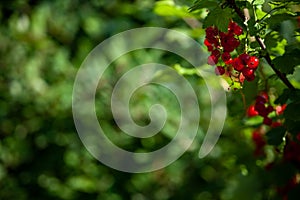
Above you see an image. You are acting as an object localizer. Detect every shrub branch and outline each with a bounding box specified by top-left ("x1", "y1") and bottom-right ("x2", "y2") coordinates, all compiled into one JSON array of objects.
[{"x1": 227, "y1": 0, "x2": 296, "y2": 90}]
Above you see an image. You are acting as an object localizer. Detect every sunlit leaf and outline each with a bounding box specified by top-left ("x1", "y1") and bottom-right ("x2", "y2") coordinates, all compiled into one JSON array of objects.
[{"x1": 203, "y1": 6, "x2": 233, "y2": 32}]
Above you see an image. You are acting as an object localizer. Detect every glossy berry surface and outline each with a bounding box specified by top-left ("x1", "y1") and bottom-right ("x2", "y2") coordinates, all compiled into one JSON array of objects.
[
  {"x1": 242, "y1": 68, "x2": 255, "y2": 81},
  {"x1": 207, "y1": 55, "x2": 218, "y2": 65},
  {"x1": 247, "y1": 105, "x2": 259, "y2": 117},
  {"x1": 247, "y1": 56, "x2": 260, "y2": 69},
  {"x1": 228, "y1": 21, "x2": 243, "y2": 36},
  {"x1": 232, "y1": 58, "x2": 244, "y2": 71},
  {"x1": 212, "y1": 49, "x2": 221, "y2": 59},
  {"x1": 239, "y1": 53, "x2": 250, "y2": 65},
  {"x1": 204, "y1": 20, "x2": 261, "y2": 87},
  {"x1": 215, "y1": 66, "x2": 225, "y2": 75},
  {"x1": 222, "y1": 52, "x2": 231, "y2": 62}
]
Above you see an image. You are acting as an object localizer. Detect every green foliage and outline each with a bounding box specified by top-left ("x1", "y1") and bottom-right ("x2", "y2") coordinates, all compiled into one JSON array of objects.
[
  {"x1": 266, "y1": 126, "x2": 286, "y2": 145},
  {"x1": 203, "y1": 6, "x2": 233, "y2": 32},
  {"x1": 273, "y1": 48, "x2": 300, "y2": 74},
  {"x1": 154, "y1": 0, "x2": 195, "y2": 17},
  {"x1": 1, "y1": 0, "x2": 300, "y2": 200},
  {"x1": 189, "y1": 0, "x2": 220, "y2": 11}
]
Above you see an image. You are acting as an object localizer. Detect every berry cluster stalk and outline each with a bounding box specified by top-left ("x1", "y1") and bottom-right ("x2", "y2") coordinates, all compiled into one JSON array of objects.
[{"x1": 227, "y1": 0, "x2": 296, "y2": 90}]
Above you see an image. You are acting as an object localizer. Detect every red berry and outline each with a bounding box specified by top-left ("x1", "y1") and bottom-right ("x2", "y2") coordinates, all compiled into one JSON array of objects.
[
  {"x1": 205, "y1": 26, "x2": 219, "y2": 37},
  {"x1": 220, "y1": 33, "x2": 240, "y2": 52},
  {"x1": 247, "y1": 105, "x2": 259, "y2": 117},
  {"x1": 266, "y1": 105, "x2": 274, "y2": 113},
  {"x1": 246, "y1": 73, "x2": 255, "y2": 81},
  {"x1": 252, "y1": 130, "x2": 266, "y2": 156},
  {"x1": 263, "y1": 117, "x2": 272, "y2": 125},
  {"x1": 222, "y1": 52, "x2": 231, "y2": 62},
  {"x1": 204, "y1": 39, "x2": 214, "y2": 51},
  {"x1": 256, "y1": 92, "x2": 269, "y2": 104},
  {"x1": 228, "y1": 21, "x2": 243, "y2": 35},
  {"x1": 242, "y1": 67, "x2": 255, "y2": 81},
  {"x1": 232, "y1": 58, "x2": 244, "y2": 71},
  {"x1": 204, "y1": 39, "x2": 211, "y2": 47},
  {"x1": 225, "y1": 58, "x2": 233, "y2": 65},
  {"x1": 215, "y1": 66, "x2": 225, "y2": 75},
  {"x1": 276, "y1": 104, "x2": 287, "y2": 115},
  {"x1": 212, "y1": 49, "x2": 221, "y2": 59},
  {"x1": 252, "y1": 131, "x2": 265, "y2": 145},
  {"x1": 271, "y1": 121, "x2": 282, "y2": 128},
  {"x1": 255, "y1": 101, "x2": 266, "y2": 113},
  {"x1": 207, "y1": 55, "x2": 218, "y2": 65},
  {"x1": 247, "y1": 56, "x2": 259, "y2": 69},
  {"x1": 239, "y1": 53, "x2": 250, "y2": 65},
  {"x1": 259, "y1": 108, "x2": 269, "y2": 117},
  {"x1": 256, "y1": 94, "x2": 267, "y2": 104},
  {"x1": 234, "y1": 26, "x2": 243, "y2": 36}
]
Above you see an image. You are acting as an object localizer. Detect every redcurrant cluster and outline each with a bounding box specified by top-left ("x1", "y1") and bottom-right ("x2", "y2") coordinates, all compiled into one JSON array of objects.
[
  {"x1": 251, "y1": 128, "x2": 266, "y2": 156},
  {"x1": 204, "y1": 20, "x2": 260, "y2": 85},
  {"x1": 254, "y1": 92, "x2": 274, "y2": 125},
  {"x1": 247, "y1": 92, "x2": 285, "y2": 126},
  {"x1": 251, "y1": 129, "x2": 300, "y2": 198}
]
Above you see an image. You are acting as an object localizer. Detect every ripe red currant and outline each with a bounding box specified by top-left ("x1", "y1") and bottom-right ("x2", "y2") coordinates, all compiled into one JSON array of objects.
[
  {"x1": 258, "y1": 92, "x2": 269, "y2": 103},
  {"x1": 263, "y1": 117, "x2": 272, "y2": 125},
  {"x1": 247, "y1": 56, "x2": 259, "y2": 69},
  {"x1": 205, "y1": 26, "x2": 219, "y2": 37},
  {"x1": 228, "y1": 21, "x2": 243, "y2": 36},
  {"x1": 247, "y1": 105, "x2": 259, "y2": 117},
  {"x1": 221, "y1": 52, "x2": 231, "y2": 62},
  {"x1": 232, "y1": 58, "x2": 244, "y2": 71},
  {"x1": 205, "y1": 26, "x2": 219, "y2": 44},
  {"x1": 239, "y1": 53, "x2": 250, "y2": 65},
  {"x1": 234, "y1": 26, "x2": 243, "y2": 36},
  {"x1": 254, "y1": 101, "x2": 266, "y2": 113},
  {"x1": 266, "y1": 105, "x2": 274, "y2": 113},
  {"x1": 242, "y1": 68, "x2": 255, "y2": 81},
  {"x1": 204, "y1": 39, "x2": 211, "y2": 47},
  {"x1": 204, "y1": 39, "x2": 213, "y2": 51},
  {"x1": 207, "y1": 55, "x2": 218, "y2": 65},
  {"x1": 275, "y1": 104, "x2": 287, "y2": 115},
  {"x1": 222, "y1": 37, "x2": 239, "y2": 52},
  {"x1": 215, "y1": 66, "x2": 225, "y2": 75},
  {"x1": 271, "y1": 121, "x2": 282, "y2": 128},
  {"x1": 212, "y1": 49, "x2": 221, "y2": 59}
]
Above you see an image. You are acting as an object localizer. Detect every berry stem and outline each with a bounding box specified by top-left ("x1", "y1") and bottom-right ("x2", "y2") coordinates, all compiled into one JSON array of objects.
[{"x1": 227, "y1": 0, "x2": 296, "y2": 91}]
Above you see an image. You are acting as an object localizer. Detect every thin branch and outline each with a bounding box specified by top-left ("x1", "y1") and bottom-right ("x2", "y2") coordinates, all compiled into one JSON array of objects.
[
  {"x1": 227, "y1": 0, "x2": 296, "y2": 90},
  {"x1": 257, "y1": 5, "x2": 286, "y2": 23}
]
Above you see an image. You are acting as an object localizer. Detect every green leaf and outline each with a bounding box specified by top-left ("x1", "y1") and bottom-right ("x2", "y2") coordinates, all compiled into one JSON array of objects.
[
  {"x1": 274, "y1": 89, "x2": 290, "y2": 104},
  {"x1": 283, "y1": 101, "x2": 300, "y2": 121},
  {"x1": 203, "y1": 6, "x2": 233, "y2": 32},
  {"x1": 189, "y1": 0, "x2": 220, "y2": 12},
  {"x1": 273, "y1": 48, "x2": 300, "y2": 74},
  {"x1": 271, "y1": 0, "x2": 300, "y2": 3},
  {"x1": 266, "y1": 126, "x2": 286, "y2": 146},
  {"x1": 253, "y1": 0, "x2": 265, "y2": 5},
  {"x1": 264, "y1": 13, "x2": 295, "y2": 28},
  {"x1": 288, "y1": 89, "x2": 300, "y2": 101},
  {"x1": 284, "y1": 118, "x2": 300, "y2": 135},
  {"x1": 242, "y1": 76, "x2": 259, "y2": 106},
  {"x1": 265, "y1": 31, "x2": 284, "y2": 49},
  {"x1": 154, "y1": 1, "x2": 194, "y2": 17}
]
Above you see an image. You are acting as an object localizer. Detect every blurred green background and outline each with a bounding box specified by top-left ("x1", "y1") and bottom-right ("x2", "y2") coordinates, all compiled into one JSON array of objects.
[{"x1": 0, "y1": 0, "x2": 276, "y2": 199}]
